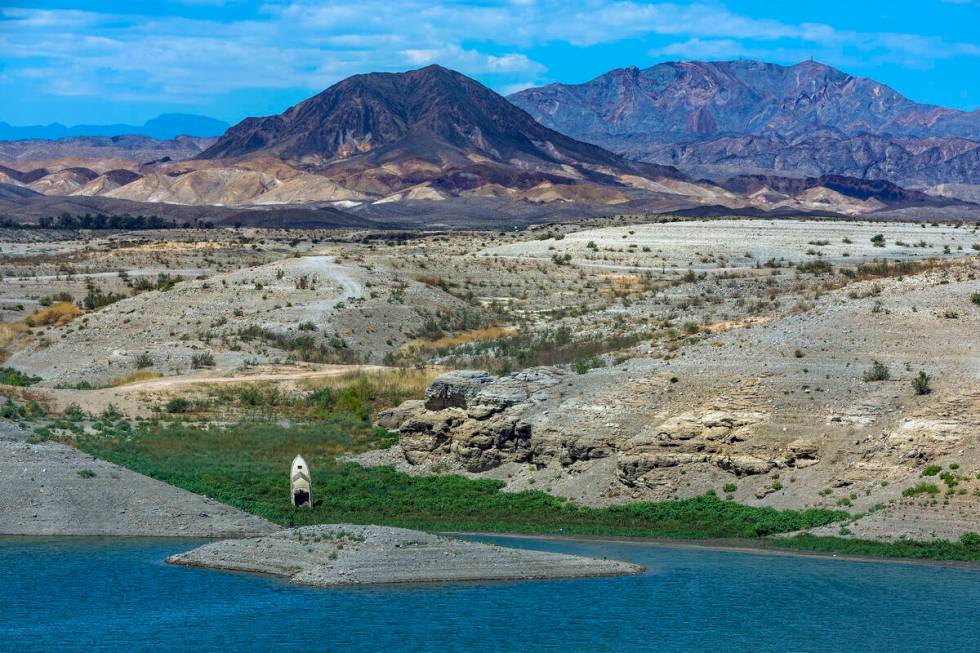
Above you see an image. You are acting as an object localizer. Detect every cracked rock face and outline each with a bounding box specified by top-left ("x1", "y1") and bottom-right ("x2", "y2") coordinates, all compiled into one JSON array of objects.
[
  {"x1": 378, "y1": 370, "x2": 827, "y2": 482},
  {"x1": 613, "y1": 409, "x2": 810, "y2": 487},
  {"x1": 378, "y1": 368, "x2": 563, "y2": 472}
]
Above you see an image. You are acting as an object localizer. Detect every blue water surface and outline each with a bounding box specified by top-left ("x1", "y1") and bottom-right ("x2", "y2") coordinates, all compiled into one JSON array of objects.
[{"x1": 2, "y1": 534, "x2": 979, "y2": 652}]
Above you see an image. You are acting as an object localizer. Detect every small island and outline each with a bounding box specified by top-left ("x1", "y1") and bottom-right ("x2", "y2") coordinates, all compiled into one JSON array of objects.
[{"x1": 166, "y1": 524, "x2": 644, "y2": 587}]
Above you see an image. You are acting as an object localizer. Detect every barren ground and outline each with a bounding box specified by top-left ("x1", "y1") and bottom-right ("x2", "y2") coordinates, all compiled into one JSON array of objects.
[{"x1": 3, "y1": 216, "x2": 979, "y2": 541}]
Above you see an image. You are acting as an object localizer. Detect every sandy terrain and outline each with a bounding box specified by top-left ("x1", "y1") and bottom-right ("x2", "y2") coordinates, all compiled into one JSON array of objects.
[
  {"x1": 166, "y1": 523, "x2": 643, "y2": 586},
  {"x1": 479, "y1": 219, "x2": 974, "y2": 269}
]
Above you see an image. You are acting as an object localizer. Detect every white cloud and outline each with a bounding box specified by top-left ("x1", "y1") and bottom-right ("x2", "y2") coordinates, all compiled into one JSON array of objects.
[
  {"x1": 1, "y1": 1, "x2": 977, "y2": 107},
  {"x1": 401, "y1": 45, "x2": 546, "y2": 74}
]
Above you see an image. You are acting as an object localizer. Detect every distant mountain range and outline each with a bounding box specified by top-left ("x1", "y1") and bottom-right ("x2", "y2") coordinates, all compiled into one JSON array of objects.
[
  {"x1": 0, "y1": 63, "x2": 977, "y2": 223},
  {"x1": 0, "y1": 113, "x2": 229, "y2": 141},
  {"x1": 199, "y1": 64, "x2": 682, "y2": 197},
  {"x1": 509, "y1": 60, "x2": 980, "y2": 187}
]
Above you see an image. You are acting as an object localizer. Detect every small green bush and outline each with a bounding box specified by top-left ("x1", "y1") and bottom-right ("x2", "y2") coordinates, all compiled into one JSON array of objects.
[
  {"x1": 960, "y1": 532, "x2": 980, "y2": 548},
  {"x1": 911, "y1": 370, "x2": 931, "y2": 395},
  {"x1": 0, "y1": 367, "x2": 41, "y2": 387},
  {"x1": 191, "y1": 352, "x2": 215, "y2": 368},
  {"x1": 863, "y1": 360, "x2": 890, "y2": 382},
  {"x1": 902, "y1": 483, "x2": 940, "y2": 497},
  {"x1": 165, "y1": 398, "x2": 191, "y2": 414},
  {"x1": 921, "y1": 465, "x2": 941, "y2": 477},
  {"x1": 574, "y1": 356, "x2": 605, "y2": 374}
]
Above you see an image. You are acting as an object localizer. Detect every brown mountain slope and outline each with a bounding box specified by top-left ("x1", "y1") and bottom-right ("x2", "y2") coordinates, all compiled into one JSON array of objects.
[{"x1": 199, "y1": 65, "x2": 684, "y2": 194}]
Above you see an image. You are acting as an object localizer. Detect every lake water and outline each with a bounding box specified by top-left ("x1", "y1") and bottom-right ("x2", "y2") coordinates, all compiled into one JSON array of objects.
[{"x1": 2, "y1": 534, "x2": 979, "y2": 652}]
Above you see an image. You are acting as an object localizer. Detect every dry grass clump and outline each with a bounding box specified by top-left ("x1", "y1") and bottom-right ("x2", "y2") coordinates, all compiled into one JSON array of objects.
[
  {"x1": 110, "y1": 370, "x2": 163, "y2": 387},
  {"x1": 0, "y1": 322, "x2": 28, "y2": 352},
  {"x1": 397, "y1": 326, "x2": 516, "y2": 359},
  {"x1": 300, "y1": 367, "x2": 440, "y2": 398},
  {"x1": 25, "y1": 302, "x2": 82, "y2": 327},
  {"x1": 1, "y1": 302, "x2": 82, "y2": 360}
]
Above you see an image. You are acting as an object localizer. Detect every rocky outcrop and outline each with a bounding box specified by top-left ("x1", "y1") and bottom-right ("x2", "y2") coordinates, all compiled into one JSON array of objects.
[
  {"x1": 377, "y1": 368, "x2": 563, "y2": 472},
  {"x1": 380, "y1": 372, "x2": 826, "y2": 485},
  {"x1": 612, "y1": 409, "x2": 825, "y2": 488}
]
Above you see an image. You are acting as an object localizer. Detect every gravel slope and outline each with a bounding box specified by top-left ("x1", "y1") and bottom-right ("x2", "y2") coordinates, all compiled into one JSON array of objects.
[{"x1": 0, "y1": 433, "x2": 276, "y2": 536}]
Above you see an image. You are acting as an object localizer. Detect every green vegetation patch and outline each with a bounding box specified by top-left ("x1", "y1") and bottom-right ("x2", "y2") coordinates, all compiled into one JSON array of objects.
[
  {"x1": 773, "y1": 533, "x2": 980, "y2": 562},
  {"x1": 0, "y1": 367, "x2": 41, "y2": 387},
  {"x1": 63, "y1": 418, "x2": 845, "y2": 538}
]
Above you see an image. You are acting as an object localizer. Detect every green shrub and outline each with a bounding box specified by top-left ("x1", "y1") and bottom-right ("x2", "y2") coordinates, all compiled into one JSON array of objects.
[
  {"x1": 971, "y1": 292, "x2": 980, "y2": 306},
  {"x1": 902, "y1": 483, "x2": 940, "y2": 497},
  {"x1": 574, "y1": 356, "x2": 605, "y2": 374},
  {"x1": 862, "y1": 360, "x2": 890, "y2": 382},
  {"x1": 921, "y1": 464, "x2": 941, "y2": 477},
  {"x1": 940, "y1": 471, "x2": 959, "y2": 489},
  {"x1": 960, "y1": 532, "x2": 980, "y2": 548},
  {"x1": 723, "y1": 483, "x2": 737, "y2": 493},
  {"x1": 64, "y1": 403, "x2": 85, "y2": 420},
  {"x1": 911, "y1": 370, "x2": 931, "y2": 395},
  {"x1": 165, "y1": 398, "x2": 191, "y2": 414},
  {"x1": 0, "y1": 367, "x2": 41, "y2": 387},
  {"x1": 191, "y1": 352, "x2": 215, "y2": 368}
]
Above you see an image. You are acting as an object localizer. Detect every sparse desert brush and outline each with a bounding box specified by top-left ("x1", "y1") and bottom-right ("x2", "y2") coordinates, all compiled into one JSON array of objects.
[
  {"x1": 971, "y1": 292, "x2": 980, "y2": 306},
  {"x1": 39, "y1": 292, "x2": 74, "y2": 307},
  {"x1": 191, "y1": 352, "x2": 216, "y2": 368}
]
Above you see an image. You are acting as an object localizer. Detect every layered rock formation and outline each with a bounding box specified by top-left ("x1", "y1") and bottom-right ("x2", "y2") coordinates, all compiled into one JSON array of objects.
[{"x1": 378, "y1": 369, "x2": 820, "y2": 484}]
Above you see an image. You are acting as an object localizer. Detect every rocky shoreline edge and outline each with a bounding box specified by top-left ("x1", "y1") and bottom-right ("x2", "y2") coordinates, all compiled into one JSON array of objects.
[{"x1": 166, "y1": 523, "x2": 645, "y2": 587}]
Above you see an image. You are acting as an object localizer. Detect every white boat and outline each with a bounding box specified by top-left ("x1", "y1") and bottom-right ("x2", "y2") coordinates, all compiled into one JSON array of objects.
[{"x1": 290, "y1": 454, "x2": 312, "y2": 508}]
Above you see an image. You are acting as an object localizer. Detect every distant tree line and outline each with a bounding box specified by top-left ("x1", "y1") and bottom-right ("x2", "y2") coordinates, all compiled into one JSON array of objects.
[{"x1": 0, "y1": 212, "x2": 215, "y2": 230}]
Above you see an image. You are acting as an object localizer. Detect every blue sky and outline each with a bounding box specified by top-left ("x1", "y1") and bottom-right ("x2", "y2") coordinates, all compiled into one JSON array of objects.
[{"x1": 2, "y1": 0, "x2": 979, "y2": 126}]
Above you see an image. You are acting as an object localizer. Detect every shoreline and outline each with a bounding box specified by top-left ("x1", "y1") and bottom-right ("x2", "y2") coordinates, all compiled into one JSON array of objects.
[
  {"x1": 449, "y1": 531, "x2": 980, "y2": 570},
  {"x1": 6, "y1": 526, "x2": 980, "y2": 571}
]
